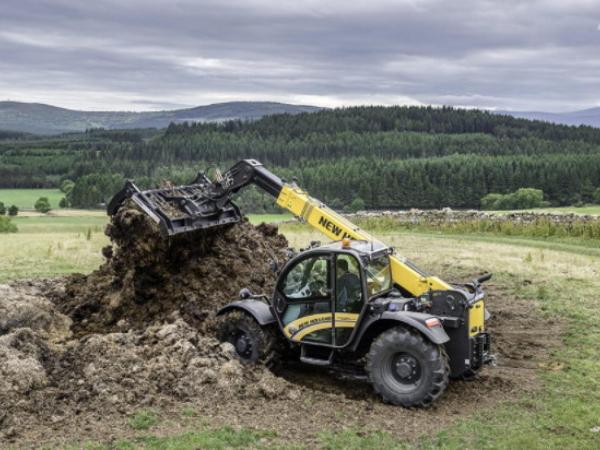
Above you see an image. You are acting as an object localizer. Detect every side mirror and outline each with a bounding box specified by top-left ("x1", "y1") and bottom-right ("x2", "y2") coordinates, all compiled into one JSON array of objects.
[
  {"x1": 476, "y1": 273, "x2": 493, "y2": 285},
  {"x1": 239, "y1": 288, "x2": 252, "y2": 299},
  {"x1": 269, "y1": 260, "x2": 279, "y2": 273}
]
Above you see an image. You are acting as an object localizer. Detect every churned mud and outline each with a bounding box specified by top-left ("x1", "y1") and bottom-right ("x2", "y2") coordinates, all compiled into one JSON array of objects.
[{"x1": 0, "y1": 204, "x2": 564, "y2": 448}]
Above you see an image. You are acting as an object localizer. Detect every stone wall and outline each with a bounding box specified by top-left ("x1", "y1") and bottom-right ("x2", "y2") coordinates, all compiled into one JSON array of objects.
[{"x1": 350, "y1": 208, "x2": 600, "y2": 226}]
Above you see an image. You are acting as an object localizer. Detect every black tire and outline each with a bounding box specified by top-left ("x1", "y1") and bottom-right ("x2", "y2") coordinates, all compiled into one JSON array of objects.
[
  {"x1": 216, "y1": 310, "x2": 282, "y2": 367},
  {"x1": 366, "y1": 326, "x2": 449, "y2": 407}
]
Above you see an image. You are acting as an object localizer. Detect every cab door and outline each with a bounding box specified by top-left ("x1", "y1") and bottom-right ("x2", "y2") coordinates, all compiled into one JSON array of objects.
[
  {"x1": 274, "y1": 251, "x2": 367, "y2": 347},
  {"x1": 333, "y1": 253, "x2": 365, "y2": 346},
  {"x1": 276, "y1": 253, "x2": 335, "y2": 345}
]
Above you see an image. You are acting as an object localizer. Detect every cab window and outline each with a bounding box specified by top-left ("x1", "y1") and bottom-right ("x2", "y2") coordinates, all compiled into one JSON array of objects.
[
  {"x1": 281, "y1": 255, "x2": 330, "y2": 300},
  {"x1": 365, "y1": 256, "x2": 392, "y2": 297},
  {"x1": 280, "y1": 255, "x2": 332, "y2": 344}
]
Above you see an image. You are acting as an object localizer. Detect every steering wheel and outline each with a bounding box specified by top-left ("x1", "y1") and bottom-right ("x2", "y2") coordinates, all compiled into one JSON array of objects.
[{"x1": 309, "y1": 279, "x2": 326, "y2": 297}]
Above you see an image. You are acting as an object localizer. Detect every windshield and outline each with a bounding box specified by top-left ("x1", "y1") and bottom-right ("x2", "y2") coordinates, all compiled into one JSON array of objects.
[{"x1": 365, "y1": 256, "x2": 392, "y2": 297}]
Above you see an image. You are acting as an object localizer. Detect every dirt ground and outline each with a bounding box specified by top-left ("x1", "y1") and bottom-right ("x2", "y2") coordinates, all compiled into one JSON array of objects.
[{"x1": 0, "y1": 205, "x2": 564, "y2": 448}]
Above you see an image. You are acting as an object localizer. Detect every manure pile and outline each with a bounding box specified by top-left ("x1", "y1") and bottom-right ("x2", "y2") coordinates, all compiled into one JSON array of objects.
[
  {"x1": 0, "y1": 204, "x2": 295, "y2": 443},
  {"x1": 60, "y1": 203, "x2": 289, "y2": 335}
]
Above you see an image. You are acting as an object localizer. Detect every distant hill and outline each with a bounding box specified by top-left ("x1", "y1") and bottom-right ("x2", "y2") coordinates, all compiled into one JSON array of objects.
[
  {"x1": 0, "y1": 101, "x2": 322, "y2": 135},
  {"x1": 495, "y1": 107, "x2": 600, "y2": 128}
]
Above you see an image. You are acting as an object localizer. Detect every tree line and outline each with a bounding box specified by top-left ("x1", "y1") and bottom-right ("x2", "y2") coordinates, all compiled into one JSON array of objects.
[
  {"x1": 2, "y1": 106, "x2": 600, "y2": 210},
  {"x1": 54, "y1": 153, "x2": 600, "y2": 210}
]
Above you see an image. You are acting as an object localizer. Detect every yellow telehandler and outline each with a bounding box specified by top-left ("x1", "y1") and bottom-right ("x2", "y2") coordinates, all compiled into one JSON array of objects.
[{"x1": 108, "y1": 159, "x2": 493, "y2": 407}]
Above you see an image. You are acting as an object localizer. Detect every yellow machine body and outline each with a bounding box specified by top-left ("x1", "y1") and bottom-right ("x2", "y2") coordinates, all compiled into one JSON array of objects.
[{"x1": 276, "y1": 183, "x2": 486, "y2": 340}]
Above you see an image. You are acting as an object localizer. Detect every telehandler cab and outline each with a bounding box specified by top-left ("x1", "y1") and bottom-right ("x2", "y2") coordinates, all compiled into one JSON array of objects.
[{"x1": 109, "y1": 159, "x2": 494, "y2": 407}]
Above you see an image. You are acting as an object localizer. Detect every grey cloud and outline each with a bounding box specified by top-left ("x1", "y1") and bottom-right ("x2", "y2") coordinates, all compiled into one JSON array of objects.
[{"x1": 0, "y1": 0, "x2": 598, "y2": 111}]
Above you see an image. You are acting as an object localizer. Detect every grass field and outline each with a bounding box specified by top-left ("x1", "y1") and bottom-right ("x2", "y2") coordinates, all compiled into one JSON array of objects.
[
  {"x1": 2, "y1": 213, "x2": 600, "y2": 448},
  {"x1": 0, "y1": 188, "x2": 65, "y2": 210}
]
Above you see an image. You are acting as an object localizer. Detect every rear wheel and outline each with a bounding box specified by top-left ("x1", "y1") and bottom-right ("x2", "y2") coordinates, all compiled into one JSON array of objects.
[
  {"x1": 216, "y1": 310, "x2": 281, "y2": 367},
  {"x1": 366, "y1": 326, "x2": 449, "y2": 407}
]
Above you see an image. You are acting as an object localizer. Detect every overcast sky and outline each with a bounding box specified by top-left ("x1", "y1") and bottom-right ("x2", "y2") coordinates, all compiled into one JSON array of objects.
[{"x1": 1, "y1": 0, "x2": 599, "y2": 112}]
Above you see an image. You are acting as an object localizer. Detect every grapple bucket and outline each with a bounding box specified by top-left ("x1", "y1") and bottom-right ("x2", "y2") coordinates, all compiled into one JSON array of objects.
[
  {"x1": 108, "y1": 160, "x2": 284, "y2": 238},
  {"x1": 107, "y1": 179, "x2": 242, "y2": 237}
]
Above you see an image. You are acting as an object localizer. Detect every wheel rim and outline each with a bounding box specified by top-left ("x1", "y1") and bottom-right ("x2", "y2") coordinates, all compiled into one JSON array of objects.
[
  {"x1": 233, "y1": 330, "x2": 254, "y2": 360},
  {"x1": 386, "y1": 352, "x2": 422, "y2": 391}
]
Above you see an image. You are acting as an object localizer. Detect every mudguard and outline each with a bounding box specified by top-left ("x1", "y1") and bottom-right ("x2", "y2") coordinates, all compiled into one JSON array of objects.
[
  {"x1": 216, "y1": 300, "x2": 276, "y2": 326},
  {"x1": 353, "y1": 311, "x2": 450, "y2": 349}
]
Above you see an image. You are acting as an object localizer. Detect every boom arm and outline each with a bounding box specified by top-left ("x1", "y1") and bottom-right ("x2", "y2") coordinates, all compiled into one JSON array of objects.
[{"x1": 222, "y1": 160, "x2": 452, "y2": 296}]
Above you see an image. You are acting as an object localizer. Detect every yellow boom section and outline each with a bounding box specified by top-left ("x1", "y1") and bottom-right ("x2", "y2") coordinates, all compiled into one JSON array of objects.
[{"x1": 276, "y1": 185, "x2": 451, "y2": 297}]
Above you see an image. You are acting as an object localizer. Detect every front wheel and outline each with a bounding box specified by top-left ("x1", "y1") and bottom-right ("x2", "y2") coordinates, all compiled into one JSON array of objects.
[
  {"x1": 366, "y1": 326, "x2": 449, "y2": 407},
  {"x1": 216, "y1": 310, "x2": 281, "y2": 367}
]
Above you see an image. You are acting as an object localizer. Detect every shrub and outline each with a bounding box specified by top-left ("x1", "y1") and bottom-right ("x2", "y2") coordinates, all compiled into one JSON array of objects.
[
  {"x1": 34, "y1": 197, "x2": 52, "y2": 213},
  {"x1": 511, "y1": 188, "x2": 544, "y2": 209},
  {"x1": 0, "y1": 201, "x2": 5, "y2": 215},
  {"x1": 59, "y1": 197, "x2": 69, "y2": 208},
  {"x1": 60, "y1": 179, "x2": 75, "y2": 194},
  {"x1": 70, "y1": 173, "x2": 124, "y2": 208},
  {"x1": 480, "y1": 193, "x2": 503, "y2": 210},
  {"x1": 8, "y1": 205, "x2": 18, "y2": 216},
  {"x1": 0, "y1": 216, "x2": 17, "y2": 233},
  {"x1": 347, "y1": 197, "x2": 366, "y2": 213},
  {"x1": 481, "y1": 188, "x2": 545, "y2": 210},
  {"x1": 593, "y1": 187, "x2": 600, "y2": 205}
]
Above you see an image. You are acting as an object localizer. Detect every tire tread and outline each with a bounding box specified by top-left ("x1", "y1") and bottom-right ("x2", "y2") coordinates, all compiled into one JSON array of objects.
[{"x1": 366, "y1": 326, "x2": 449, "y2": 407}]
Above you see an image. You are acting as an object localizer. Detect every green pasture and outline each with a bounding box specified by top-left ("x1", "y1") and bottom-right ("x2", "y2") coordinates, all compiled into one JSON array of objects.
[{"x1": 0, "y1": 188, "x2": 65, "y2": 210}]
